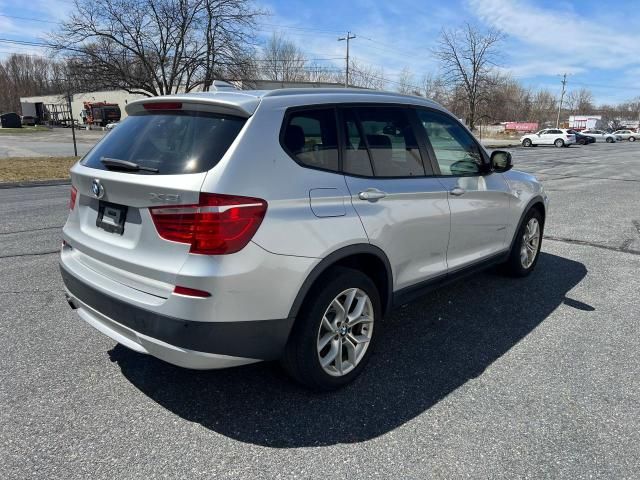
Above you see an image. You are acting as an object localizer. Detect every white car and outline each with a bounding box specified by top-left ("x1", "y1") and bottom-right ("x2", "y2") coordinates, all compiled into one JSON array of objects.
[
  {"x1": 581, "y1": 129, "x2": 618, "y2": 143},
  {"x1": 521, "y1": 128, "x2": 576, "y2": 148},
  {"x1": 105, "y1": 121, "x2": 120, "y2": 131},
  {"x1": 612, "y1": 129, "x2": 638, "y2": 142}
]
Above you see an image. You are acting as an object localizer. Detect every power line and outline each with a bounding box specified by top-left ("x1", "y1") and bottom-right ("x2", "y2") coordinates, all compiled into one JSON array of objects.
[{"x1": 0, "y1": 13, "x2": 60, "y2": 24}]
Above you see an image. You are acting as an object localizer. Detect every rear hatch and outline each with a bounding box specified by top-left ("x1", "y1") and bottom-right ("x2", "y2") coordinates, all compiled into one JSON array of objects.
[{"x1": 63, "y1": 99, "x2": 250, "y2": 298}]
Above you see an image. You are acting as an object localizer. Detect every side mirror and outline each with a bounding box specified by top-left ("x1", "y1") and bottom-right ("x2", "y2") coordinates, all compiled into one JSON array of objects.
[{"x1": 490, "y1": 150, "x2": 513, "y2": 173}]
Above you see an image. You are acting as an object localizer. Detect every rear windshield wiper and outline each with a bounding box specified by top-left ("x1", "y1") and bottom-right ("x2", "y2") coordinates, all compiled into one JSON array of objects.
[{"x1": 100, "y1": 157, "x2": 159, "y2": 173}]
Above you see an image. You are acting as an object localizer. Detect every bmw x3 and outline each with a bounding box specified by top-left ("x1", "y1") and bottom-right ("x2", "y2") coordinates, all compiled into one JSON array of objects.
[{"x1": 61, "y1": 85, "x2": 548, "y2": 390}]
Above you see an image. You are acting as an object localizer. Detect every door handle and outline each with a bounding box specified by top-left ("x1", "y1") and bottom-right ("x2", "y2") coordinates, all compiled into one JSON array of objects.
[
  {"x1": 449, "y1": 187, "x2": 466, "y2": 196},
  {"x1": 358, "y1": 188, "x2": 387, "y2": 201}
]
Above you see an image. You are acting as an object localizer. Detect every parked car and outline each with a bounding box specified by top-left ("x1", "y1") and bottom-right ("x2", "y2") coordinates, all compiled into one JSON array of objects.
[
  {"x1": 567, "y1": 129, "x2": 595, "y2": 145},
  {"x1": 60, "y1": 88, "x2": 548, "y2": 390},
  {"x1": 105, "y1": 121, "x2": 120, "y2": 131},
  {"x1": 612, "y1": 129, "x2": 637, "y2": 141},
  {"x1": 581, "y1": 129, "x2": 618, "y2": 143},
  {"x1": 520, "y1": 128, "x2": 576, "y2": 147},
  {"x1": 20, "y1": 115, "x2": 37, "y2": 126}
]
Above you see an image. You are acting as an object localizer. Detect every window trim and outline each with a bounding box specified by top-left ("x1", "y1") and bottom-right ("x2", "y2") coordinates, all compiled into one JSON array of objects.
[{"x1": 413, "y1": 106, "x2": 490, "y2": 177}]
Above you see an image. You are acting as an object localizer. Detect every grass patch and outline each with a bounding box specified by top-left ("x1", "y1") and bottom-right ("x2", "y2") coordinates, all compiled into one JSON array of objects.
[
  {"x1": 0, "y1": 126, "x2": 51, "y2": 135},
  {"x1": 0, "y1": 156, "x2": 78, "y2": 183}
]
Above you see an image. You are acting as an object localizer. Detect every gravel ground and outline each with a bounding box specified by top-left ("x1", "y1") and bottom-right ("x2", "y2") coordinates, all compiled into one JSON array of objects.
[{"x1": 0, "y1": 142, "x2": 639, "y2": 479}]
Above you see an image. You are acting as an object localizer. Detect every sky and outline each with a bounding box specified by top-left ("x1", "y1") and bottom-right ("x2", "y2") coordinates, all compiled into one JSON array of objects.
[{"x1": 1, "y1": 0, "x2": 640, "y2": 105}]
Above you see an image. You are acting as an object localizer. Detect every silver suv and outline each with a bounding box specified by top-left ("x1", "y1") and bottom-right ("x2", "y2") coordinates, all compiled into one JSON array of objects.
[{"x1": 61, "y1": 87, "x2": 548, "y2": 390}]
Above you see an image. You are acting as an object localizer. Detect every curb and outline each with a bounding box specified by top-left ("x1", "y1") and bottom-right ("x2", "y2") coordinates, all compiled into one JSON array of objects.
[{"x1": 0, "y1": 179, "x2": 71, "y2": 189}]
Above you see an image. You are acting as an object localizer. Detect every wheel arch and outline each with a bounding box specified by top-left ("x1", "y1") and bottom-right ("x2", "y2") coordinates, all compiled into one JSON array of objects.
[
  {"x1": 508, "y1": 196, "x2": 547, "y2": 253},
  {"x1": 288, "y1": 244, "x2": 394, "y2": 320}
]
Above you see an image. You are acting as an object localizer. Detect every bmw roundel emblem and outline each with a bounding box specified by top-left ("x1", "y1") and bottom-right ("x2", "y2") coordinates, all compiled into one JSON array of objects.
[{"x1": 91, "y1": 179, "x2": 104, "y2": 199}]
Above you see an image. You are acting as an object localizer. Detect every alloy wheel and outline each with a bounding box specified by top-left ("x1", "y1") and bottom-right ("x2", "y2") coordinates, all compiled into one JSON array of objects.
[
  {"x1": 520, "y1": 217, "x2": 541, "y2": 269},
  {"x1": 316, "y1": 288, "x2": 374, "y2": 377}
]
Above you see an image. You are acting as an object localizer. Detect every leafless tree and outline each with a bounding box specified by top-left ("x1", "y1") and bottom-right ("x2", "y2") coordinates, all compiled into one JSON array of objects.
[
  {"x1": 260, "y1": 33, "x2": 307, "y2": 82},
  {"x1": 0, "y1": 54, "x2": 76, "y2": 113},
  {"x1": 419, "y1": 73, "x2": 450, "y2": 104},
  {"x1": 565, "y1": 88, "x2": 594, "y2": 114},
  {"x1": 49, "y1": 0, "x2": 263, "y2": 97},
  {"x1": 349, "y1": 59, "x2": 386, "y2": 90},
  {"x1": 396, "y1": 67, "x2": 416, "y2": 95},
  {"x1": 433, "y1": 23, "x2": 503, "y2": 129}
]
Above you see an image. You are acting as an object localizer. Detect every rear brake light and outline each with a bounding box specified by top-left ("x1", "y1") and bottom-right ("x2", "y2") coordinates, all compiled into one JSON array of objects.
[
  {"x1": 69, "y1": 186, "x2": 77, "y2": 210},
  {"x1": 173, "y1": 286, "x2": 211, "y2": 298},
  {"x1": 143, "y1": 102, "x2": 182, "y2": 111},
  {"x1": 149, "y1": 193, "x2": 267, "y2": 255}
]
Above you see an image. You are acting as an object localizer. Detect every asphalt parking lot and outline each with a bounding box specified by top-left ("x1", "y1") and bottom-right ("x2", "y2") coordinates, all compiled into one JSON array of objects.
[
  {"x1": 0, "y1": 128, "x2": 105, "y2": 158},
  {"x1": 1, "y1": 142, "x2": 639, "y2": 478}
]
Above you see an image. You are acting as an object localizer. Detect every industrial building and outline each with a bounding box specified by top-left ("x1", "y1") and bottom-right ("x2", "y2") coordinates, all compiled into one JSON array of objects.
[{"x1": 19, "y1": 80, "x2": 347, "y2": 127}]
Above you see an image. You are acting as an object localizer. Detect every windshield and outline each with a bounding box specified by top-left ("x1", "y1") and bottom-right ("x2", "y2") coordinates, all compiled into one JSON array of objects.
[{"x1": 81, "y1": 111, "x2": 246, "y2": 175}]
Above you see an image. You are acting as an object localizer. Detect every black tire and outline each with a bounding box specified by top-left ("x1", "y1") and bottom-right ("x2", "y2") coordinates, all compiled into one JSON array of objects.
[
  {"x1": 502, "y1": 208, "x2": 544, "y2": 277},
  {"x1": 281, "y1": 267, "x2": 381, "y2": 391},
  {"x1": 522, "y1": 138, "x2": 532, "y2": 147},
  {"x1": 629, "y1": 136, "x2": 636, "y2": 142},
  {"x1": 578, "y1": 139, "x2": 586, "y2": 145},
  {"x1": 554, "y1": 139, "x2": 564, "y2": 148},
  {"x1": 606, "y1": 137, "x2": 614, "y2": 143}
]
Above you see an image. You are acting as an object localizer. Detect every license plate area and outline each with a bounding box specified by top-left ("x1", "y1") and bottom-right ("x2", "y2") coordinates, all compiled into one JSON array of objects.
[{"x1": 96, "y1": 201, "x2": 128, "y2": 235}]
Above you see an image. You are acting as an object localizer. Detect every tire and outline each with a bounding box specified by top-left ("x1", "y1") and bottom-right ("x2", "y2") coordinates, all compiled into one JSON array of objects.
[
  {"x1": 502, "y1": 208, "x2": 543, "y2": 277},
  {"x1": 606, "y1": 137, "x2": 614, "y2": 143},
  {"x1": 578, "y1": 139, "x2": 586, "y2": 145},
  {"x1": 629, "y1": 136, "x2": 636, "y2": 142},
  {"x1": 554, "y1": 139, "x2": 564, "y2": 148},
  {"x1": 281, "y1": 267, "x2": 381, "y2": 391},
  {"x1": 522, "y1": 138, "x2": 532, "y2": 147}
]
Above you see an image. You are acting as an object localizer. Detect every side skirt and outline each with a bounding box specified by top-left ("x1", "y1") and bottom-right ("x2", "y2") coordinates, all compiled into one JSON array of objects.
[{"x1": 392, "y1": 250, "x2": 510, "y2": 307}]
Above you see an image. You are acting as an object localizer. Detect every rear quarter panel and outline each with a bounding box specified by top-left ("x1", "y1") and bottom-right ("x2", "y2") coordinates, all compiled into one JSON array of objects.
[{"x1": 199, "y1": 98, "x2": 369, "y2": 259}]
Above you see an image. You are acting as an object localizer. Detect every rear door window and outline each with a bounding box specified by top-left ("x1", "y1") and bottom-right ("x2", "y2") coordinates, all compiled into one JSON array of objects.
[
  {"x1": 81, "y1": 111, "x2": 246, "y2": 175},
  {"x1": 282, "y1": 108, "x2": 339, "y2": 172},
  {"x1": 341, "y1": 108, "x2": 374, "y2": 176},
  {"x1": 350, "y1": 106, "x2": 426, "y2": 177}
]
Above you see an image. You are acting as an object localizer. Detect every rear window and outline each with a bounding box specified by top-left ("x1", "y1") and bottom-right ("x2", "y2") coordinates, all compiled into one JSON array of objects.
[{"x1": 81, "y1": 111, "x2": 246, "y2": 175}]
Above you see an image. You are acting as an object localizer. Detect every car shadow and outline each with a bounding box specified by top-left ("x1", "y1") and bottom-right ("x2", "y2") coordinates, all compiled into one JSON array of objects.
[{"x1": 108, "y1": 252, "x2": 588, "y2": 448}]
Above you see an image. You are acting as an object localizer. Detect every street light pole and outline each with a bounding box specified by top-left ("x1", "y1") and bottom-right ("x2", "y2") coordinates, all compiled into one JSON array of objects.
[{"x1": 338, "y1": 32, "x2": 356, "y2": 88}]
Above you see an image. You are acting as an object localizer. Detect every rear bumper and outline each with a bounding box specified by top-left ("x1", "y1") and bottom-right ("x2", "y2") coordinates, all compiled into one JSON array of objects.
[{"x1": 60, "y1": 264, "x2": 294, "y2": 369}]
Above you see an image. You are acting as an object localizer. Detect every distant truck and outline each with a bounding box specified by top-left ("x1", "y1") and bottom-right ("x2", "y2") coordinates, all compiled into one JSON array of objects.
[
  {"x1": 568, "y1": 115, "x2": 602, "y2": 131},
  {"x1": 81, "y1": 101, "x2": 121, "y2": 127}
]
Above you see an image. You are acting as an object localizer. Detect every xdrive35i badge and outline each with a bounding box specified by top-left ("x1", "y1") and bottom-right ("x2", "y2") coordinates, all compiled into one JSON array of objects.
[
  {"x1": 149, "y1": 193, "x2": 181, "y2": 202},
  {"x1": 91, "y1": 179, "x2": 104, "y2": 199}
]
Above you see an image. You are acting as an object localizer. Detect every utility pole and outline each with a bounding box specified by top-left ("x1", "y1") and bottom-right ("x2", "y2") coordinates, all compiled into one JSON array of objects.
[
  {"x1": 67, "y1": 92, "x2": 78, "y2": 157},
  {"x1": 338, "y1": 31, "x2": 356, "y2": 88},
  {"x1": 556, "y1": 73, "x2": 568, "y2": 128}
]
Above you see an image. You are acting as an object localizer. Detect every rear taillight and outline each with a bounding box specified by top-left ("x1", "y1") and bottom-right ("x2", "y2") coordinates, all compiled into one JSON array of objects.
[
  {"x1": 69, "y1": 186, "x2": 77, "y2": 210},
  {"x1": 149, "y1": 193, "x2": 267, "y2": 255}
]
